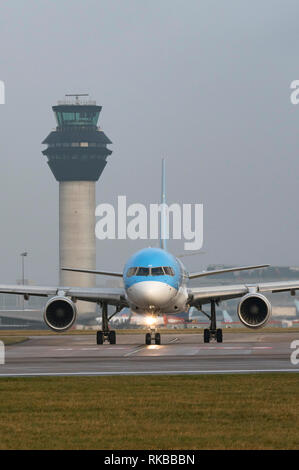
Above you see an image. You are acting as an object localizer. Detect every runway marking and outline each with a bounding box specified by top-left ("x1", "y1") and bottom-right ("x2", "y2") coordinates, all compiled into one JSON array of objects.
[
  {"x1": 0, "y1": 369, "x2": 298, "y2": 378},
  {"x1": 124, "y1": 345, "x2": 145, "y2": 357},
  {"x1": 79, "y1": 347, "x2": 127, "y2": 351},
  {"x1": 196, "y1": 346, "x2": 273, "y2": 350},
  {"x1": 50, "y1": 345, "x2": 273, "y2": 354},
  {"x1": 168, "y1": 337, "x2": 179, "y2": 344},
  {"x1": 81, "y1": 348, "x2": 100, "y2": 351},
  {"x1": 56, "y1": 348, "x2": 73, "y2": 351},
  {"x1": 198, "y1": 346, "x2": 244, "y2": 350}
]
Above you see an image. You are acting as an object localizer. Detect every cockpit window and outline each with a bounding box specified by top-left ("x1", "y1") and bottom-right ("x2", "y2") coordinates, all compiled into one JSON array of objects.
[
  {"x1": 136, "y1": 267, "x2": 150, "y2": 276},
  {"x1": 163, "y1": 266, "x2": 175, "y2": 276},
  {"x1": 127, "y1": 266, "x2": 175, "y2": 277},
  {"x1": 127, "y1": 267, "x2": 138, "y2": 277},
  {"x1": 151, "y1": 267, "x2": 165, "y2": 276}
]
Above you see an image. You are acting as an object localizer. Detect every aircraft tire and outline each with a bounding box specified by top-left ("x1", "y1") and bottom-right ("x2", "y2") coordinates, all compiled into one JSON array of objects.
[
  {"x1": 216, "y1": 329, "x2": 223, "y2": 343},
  {"x1": 203, "y1": 329, "x2": 210, "y2": 343},
  {"x1": 145, "y1": 333, "x2": 151, "y2": 345},
  {"x1": 109, "y1": 331, "x2": 116, "y2": 344},
  {"x1": 97, "y1": 331, "x2": 104, "y2": 345}
]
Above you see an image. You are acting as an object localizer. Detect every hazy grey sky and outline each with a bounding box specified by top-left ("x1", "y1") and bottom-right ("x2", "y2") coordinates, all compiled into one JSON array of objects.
[{"x1": 0, "y1": 0, "x2": 299, "y2": 284}]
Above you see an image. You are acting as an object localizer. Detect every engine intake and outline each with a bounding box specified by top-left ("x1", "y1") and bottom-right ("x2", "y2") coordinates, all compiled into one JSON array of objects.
[
  {"x1": 44, "y1": 296, "x2": 77, "y2": 332},
  {"x1": 237, "y1": 293, "x2": 271, "y2": 329}
]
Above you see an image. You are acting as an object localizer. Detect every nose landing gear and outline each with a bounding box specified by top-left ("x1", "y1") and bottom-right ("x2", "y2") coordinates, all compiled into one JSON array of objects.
[
  {"x1": 144, "y1": 312, "x2": 161, "y2": 345},
  {"x1": 155, "y1": 332, "x2": 161, "y2": 345},
  {"x1": 145, "y1": 314, "x2": 161, "y2": 345},
  {"x1": 145, "y1": 330, "x2": 161, "y2": 345}
]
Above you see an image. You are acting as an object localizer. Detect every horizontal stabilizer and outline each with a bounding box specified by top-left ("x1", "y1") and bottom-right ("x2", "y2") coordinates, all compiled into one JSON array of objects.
[
  {"x1": 61, "y1": 267, "x2": 123, "y2": 278},
  {"x1": 189, "y1": 264, "x2": 269, "y2": 280}
]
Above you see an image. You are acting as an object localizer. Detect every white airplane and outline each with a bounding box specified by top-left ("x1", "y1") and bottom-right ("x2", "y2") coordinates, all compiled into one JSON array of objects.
[{"x1": 1, "y1": 161, "x2": 299, "y2": 345}]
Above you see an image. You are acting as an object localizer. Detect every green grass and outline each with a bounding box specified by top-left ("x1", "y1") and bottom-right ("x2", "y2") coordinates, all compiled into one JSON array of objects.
[
  {"x1": 0, "y1": 374, "x2": 298, "y2": 449},
  {"x1": 0, "y1": 336, "x2": 28, "y2": 346},
  {"x1": 0, "y1": 327, "x2": 299, "y2": 337}
]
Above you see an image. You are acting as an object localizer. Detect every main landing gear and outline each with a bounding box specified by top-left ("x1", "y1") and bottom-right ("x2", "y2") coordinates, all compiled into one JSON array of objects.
[
  {"x1": 96, "y1": 302, "x2": 119, "y2": 345},
  {"x1": 200, "y1": 300, "x2": 223, "y2": 343},
  {"x1": 96, "y1": 330, "x2": 116, "y2": 345}
]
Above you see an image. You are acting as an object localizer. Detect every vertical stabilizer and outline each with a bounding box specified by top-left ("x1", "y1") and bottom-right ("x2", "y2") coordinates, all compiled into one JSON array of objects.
[{"x1": 160, "y1": 158, "x2": 167, "y2": 251}]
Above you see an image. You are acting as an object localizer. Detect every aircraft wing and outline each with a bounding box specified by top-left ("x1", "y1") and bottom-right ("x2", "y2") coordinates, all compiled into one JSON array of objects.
[
  {"x1": 188, "y1": 280, "x2": 299, "y2": 306},
  {"x1": 61, "y1": 268, "x2": 123, "y2": 277},
  {"x1": 0, "y1": 309, "x2": 44, "y2": 322},
  {"x1": 0, "y1": 284, "x2": 128, "y2": 307},
  {"x1": 188, "y1": 264, "x2": 269, "y2": 279}
]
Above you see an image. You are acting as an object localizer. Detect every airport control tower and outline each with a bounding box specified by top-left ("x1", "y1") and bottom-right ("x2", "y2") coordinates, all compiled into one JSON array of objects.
[{"x1": 42, "y1": 95, "x2": 112, "y2": 313}]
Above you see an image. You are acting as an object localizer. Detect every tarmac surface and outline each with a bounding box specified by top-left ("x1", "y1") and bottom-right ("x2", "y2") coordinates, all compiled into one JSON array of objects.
[{"x1": 1, "y1": 331, "x2": 299, "y2": 377}]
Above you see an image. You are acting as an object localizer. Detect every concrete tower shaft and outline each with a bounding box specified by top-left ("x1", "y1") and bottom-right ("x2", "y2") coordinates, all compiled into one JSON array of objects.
[
  {"x1": 59, "y1": 181, "x2": 96, "y2": 287},
  {"x1": 42, "y1": 96, "x2": 112, "y2": 315}
]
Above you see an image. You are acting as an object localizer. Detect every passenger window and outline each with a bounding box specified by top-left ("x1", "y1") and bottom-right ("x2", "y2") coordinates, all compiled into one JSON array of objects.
[
  {"x1": 151, "y1": 267, "x2": 164, "y2": 276},
  {"x1": 136, "y1": 267, "x2": 150, "y2": 276}
]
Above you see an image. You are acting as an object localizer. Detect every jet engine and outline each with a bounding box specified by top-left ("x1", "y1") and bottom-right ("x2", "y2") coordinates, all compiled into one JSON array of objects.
[
  {"x1": 44, "y1": 296, "x2": 77, "y2": 332},
  {"x1": 237, "y1": 293, "x2": 271, "y2": 329}
]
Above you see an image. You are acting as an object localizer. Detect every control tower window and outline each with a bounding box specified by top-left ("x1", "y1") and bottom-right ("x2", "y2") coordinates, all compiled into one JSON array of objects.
[{"x1": 56, "y1": 110, "x2": 100, "y2": 126}]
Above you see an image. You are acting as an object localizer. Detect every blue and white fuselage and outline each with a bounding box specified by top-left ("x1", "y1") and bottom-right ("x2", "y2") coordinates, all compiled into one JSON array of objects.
[{"x1": 123, "y1": 247, "x2": 189, "y2": 315}]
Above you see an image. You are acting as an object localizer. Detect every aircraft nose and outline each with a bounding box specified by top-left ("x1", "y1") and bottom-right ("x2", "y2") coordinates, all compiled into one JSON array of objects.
[{"x1": 128, "y1": 281, "x2": 176, "y2": 309}]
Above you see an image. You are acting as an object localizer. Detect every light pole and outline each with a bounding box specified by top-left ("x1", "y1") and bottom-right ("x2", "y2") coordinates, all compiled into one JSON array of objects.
[{"x1": 20, "y1": 251, "x2": 27, "y2": 310}]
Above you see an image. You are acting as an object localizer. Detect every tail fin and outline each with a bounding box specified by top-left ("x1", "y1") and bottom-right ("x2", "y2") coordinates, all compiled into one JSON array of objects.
[{"x1": 160, "y1": 158, "x2": 167, "y2": 251}]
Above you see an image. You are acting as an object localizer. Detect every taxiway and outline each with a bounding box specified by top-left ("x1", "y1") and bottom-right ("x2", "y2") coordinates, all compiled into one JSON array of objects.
[{"x1": 0, "y1": 331, "x2": 298, "y2": 377}]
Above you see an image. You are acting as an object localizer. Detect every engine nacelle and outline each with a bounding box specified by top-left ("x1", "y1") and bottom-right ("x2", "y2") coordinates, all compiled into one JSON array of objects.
[
  {"x1": 237, "y1": 293, "x2": 271, "y2": 329},
  {"x1": 44, "y1": 296, "x2": 77, "y2": 332}
]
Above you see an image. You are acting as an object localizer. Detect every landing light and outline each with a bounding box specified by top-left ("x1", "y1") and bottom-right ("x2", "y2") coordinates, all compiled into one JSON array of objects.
[{"x1": 145, "y1": 316, "x2": 156, "y2": 326}]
